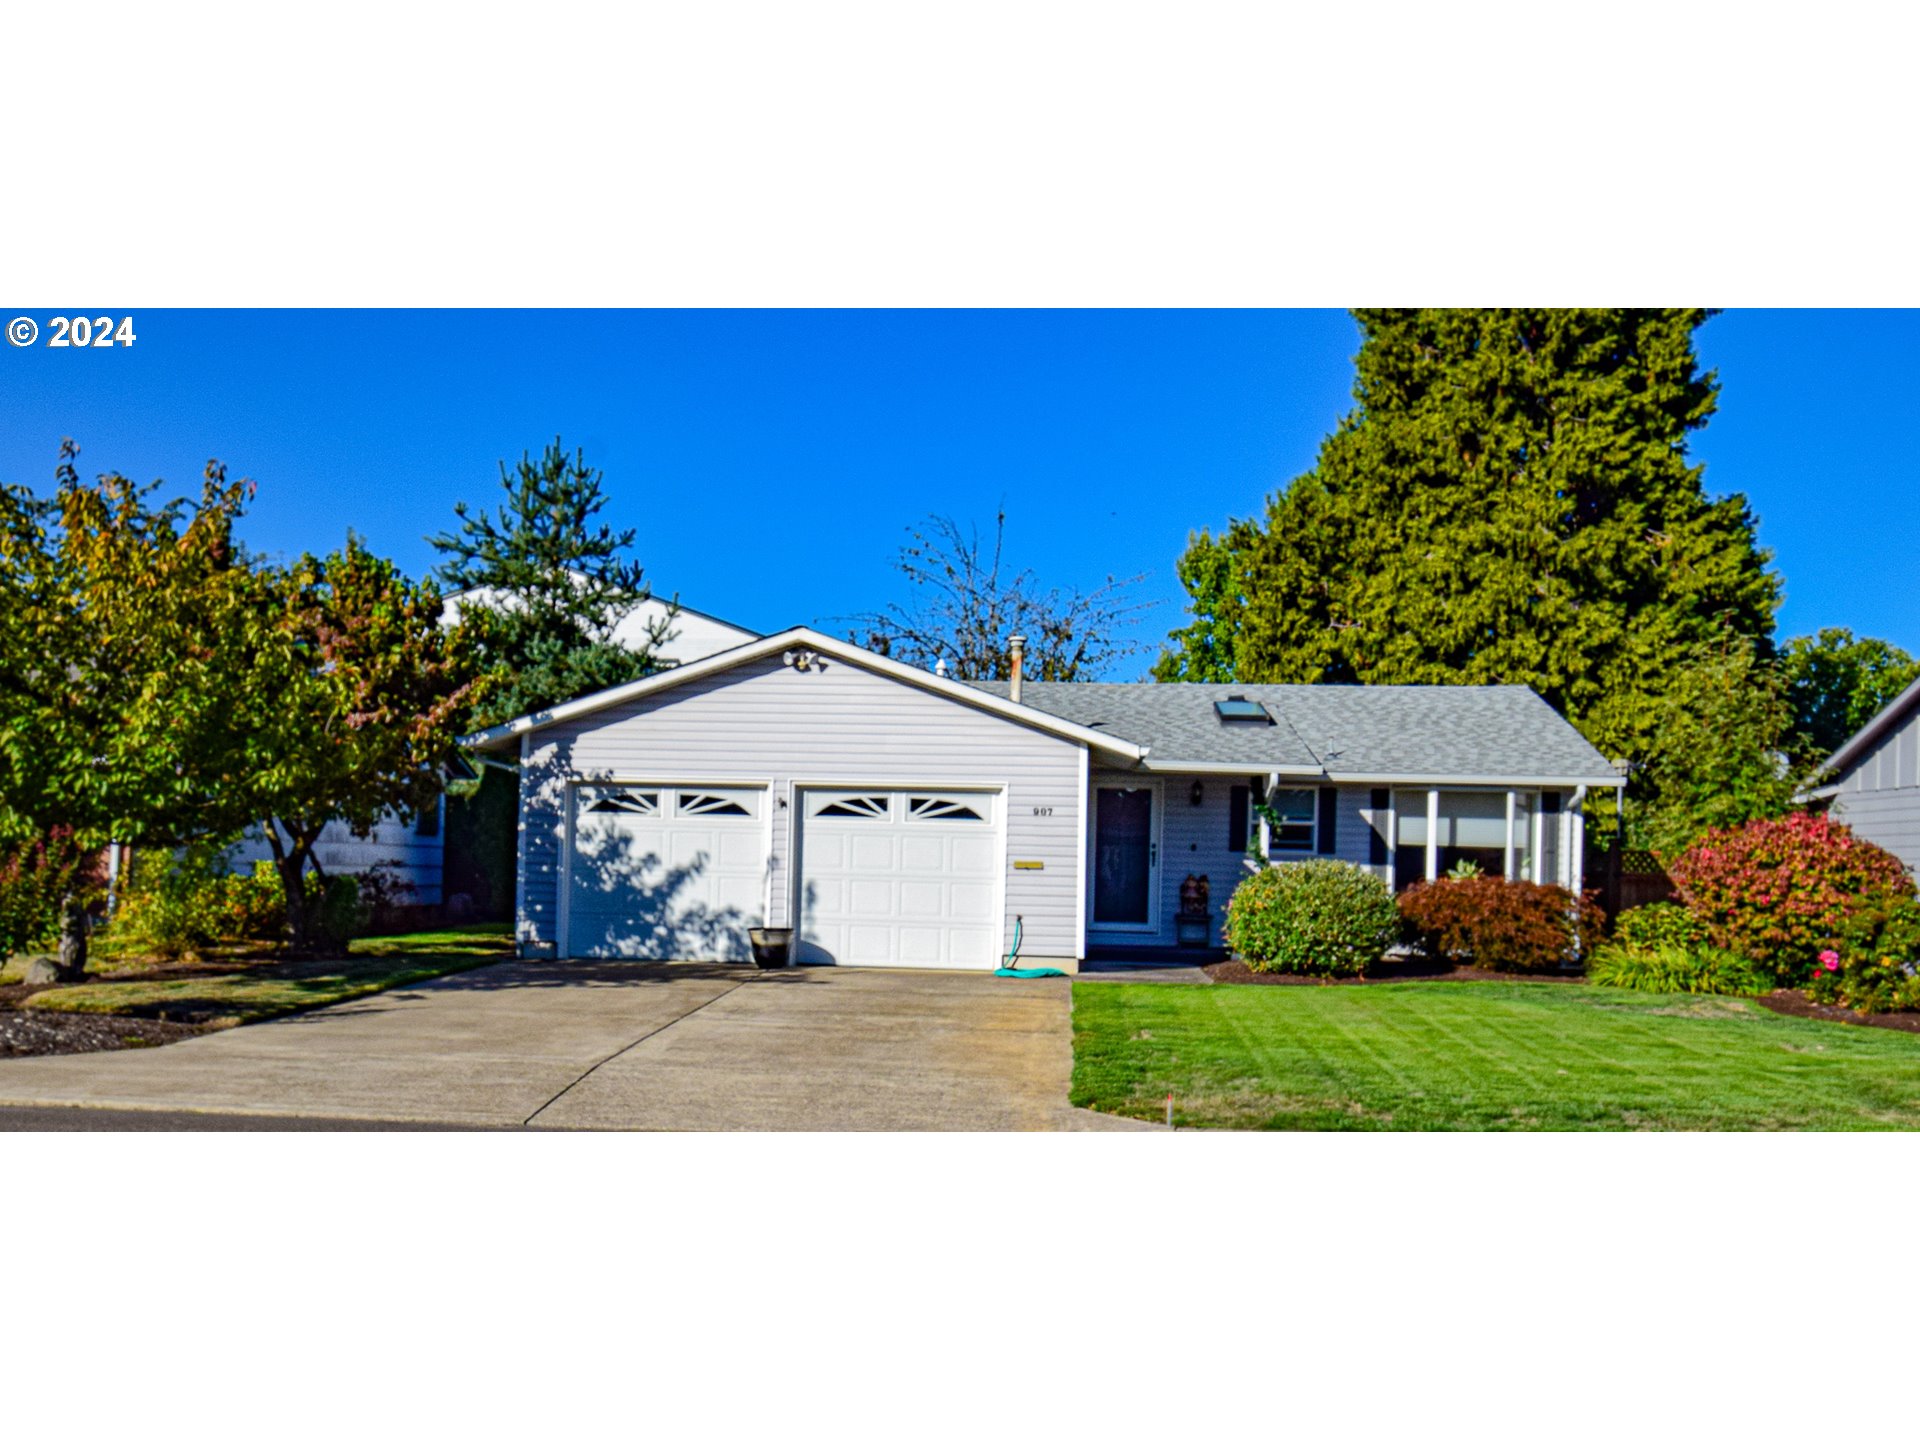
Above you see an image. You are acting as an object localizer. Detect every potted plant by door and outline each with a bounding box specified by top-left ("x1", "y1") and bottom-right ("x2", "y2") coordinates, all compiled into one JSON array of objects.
[{"x1": 748, "y1": 927, "x2": 794, "y2": 968}]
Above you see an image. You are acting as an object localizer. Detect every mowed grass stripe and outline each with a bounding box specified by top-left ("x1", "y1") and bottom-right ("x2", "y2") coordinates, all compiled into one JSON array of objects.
[{"x1": 1071, "y1": 981, "x2": 1920, "y2": 1131}]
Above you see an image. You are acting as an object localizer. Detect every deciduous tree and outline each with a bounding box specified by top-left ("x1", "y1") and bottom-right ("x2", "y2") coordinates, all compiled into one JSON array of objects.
[
  {"x1": 1780, "y1": 627, "x2": 1920, "y2": 772},
  {"x1": 852, "y1": 511, "x2": 1149, "y2": 680},
  {"x1": 0, "y1": 443, "x2": 268, "y2": 971}
]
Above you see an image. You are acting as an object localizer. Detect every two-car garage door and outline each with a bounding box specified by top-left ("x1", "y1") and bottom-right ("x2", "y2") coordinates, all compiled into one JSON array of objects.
[{"x1": 563, "y1": 782, "x2": 1005, "y2": 968}]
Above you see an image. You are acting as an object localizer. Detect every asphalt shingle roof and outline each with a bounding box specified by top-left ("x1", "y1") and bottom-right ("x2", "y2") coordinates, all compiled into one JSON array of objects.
[{"x1": 966, "y1": 680, "x2": 1618, "y2": 782}]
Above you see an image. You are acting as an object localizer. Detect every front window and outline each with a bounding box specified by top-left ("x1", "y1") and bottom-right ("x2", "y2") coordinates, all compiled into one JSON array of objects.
[{"x1": 1267, "y1": 788, "x2": 1316, "y2": 851}]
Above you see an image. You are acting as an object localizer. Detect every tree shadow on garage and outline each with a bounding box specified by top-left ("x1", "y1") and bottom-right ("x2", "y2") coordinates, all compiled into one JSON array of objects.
[{"x1": 567, "y1": 824, "x2": 766, "y2": 964}]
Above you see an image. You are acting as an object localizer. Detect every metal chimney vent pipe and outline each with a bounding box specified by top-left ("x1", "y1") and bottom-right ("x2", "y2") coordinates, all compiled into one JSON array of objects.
[{"x1": 1009, "y1": 634, "x2": 1027, "y2": 703}]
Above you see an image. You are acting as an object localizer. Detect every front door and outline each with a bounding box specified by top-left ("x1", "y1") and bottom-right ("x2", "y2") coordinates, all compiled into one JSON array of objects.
[{"x1": 1091, "y1": 784, "x2": 1158, "y2": 931}]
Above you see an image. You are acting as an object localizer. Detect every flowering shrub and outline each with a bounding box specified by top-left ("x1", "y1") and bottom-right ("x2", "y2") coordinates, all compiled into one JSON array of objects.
[
  {"x1": 1615, "y1": 902, "x2": 1707, "y2": 951},
  {"x1": 1397, "y1": 876, "x2": 1605, "y2": 973},
  {"x1": 1802, "y1": 895, "x2": 1920, "y2": 1014},
  {"x1": 0, "y1": 828, "x2": 99, "y2": 958},
  {"x1": 1667, "y1": 813, "x2": 1913, "y2": 982},
  {"x1": 1224, "y1": 860, "x2": 1400, "y2": 976},
  {"x1": 1586, "y1": 942, "x2": 1770, "y2": 996}
]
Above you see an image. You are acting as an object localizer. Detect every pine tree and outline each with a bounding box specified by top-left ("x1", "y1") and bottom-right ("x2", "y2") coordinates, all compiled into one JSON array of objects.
[
  {"x1": 430, "y1": 438, "x2": 672, "y2": 726},
  {"x1": 1159, "y1": 310, "x2": 1781, "y2": 781}
]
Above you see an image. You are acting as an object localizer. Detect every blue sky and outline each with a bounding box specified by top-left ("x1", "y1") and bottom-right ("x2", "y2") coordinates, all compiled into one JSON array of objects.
[{"x1": 1, "y1": 309, "x2": 1912, "y2": 676}]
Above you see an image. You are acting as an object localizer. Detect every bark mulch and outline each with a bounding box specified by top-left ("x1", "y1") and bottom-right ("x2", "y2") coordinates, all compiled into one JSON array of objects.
[
  {"x1": 1755, "y1": 990, "x2": 1920, "y2": 1036},
  {"x1": 0, "y1": 965, "x2": 236, "y2": 1059},
  {"x1": 0, "y1": 989, "x2": 206, "y2": 1058}
]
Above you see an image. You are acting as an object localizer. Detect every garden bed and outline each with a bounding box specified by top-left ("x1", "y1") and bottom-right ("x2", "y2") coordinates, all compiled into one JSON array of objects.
[
  {"x1": 0, "y1": 924, "x2": 512, "y2": 1058},
  {"x1": 1755, "y1": 990, "x2": 1920, "y2": 1035}
]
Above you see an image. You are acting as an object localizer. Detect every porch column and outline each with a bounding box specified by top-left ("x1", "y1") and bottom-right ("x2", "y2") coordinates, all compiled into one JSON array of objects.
[
  {"x1": 1262, "y1": 771, "x2": 1279, "y2": 859},
  {"x1": 1570, "y1": 788, "x2": 1587, "y2": 894},
  {"x1": 1503, "y1": 790, "x2": 1517, "y2": 881},
  {"x1": 1425, "y1": 788, "x2": 1439, "y2": 882}
]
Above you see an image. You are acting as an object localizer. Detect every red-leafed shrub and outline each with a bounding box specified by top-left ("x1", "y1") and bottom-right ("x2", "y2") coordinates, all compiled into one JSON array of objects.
[
  {"x1": 1666, "y1": 812, "x2": 1914, "y2": 982},
  {"x1": 1397, "y1": 877, "x2": 1605, "y2": 973},
  {"x1": 0, "y1": 828, "x2": 99, "y2": 958}
]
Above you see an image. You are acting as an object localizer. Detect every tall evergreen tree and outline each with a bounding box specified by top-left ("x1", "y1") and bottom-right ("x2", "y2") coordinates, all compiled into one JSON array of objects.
[
  {"x1": 429, "y1": 438, "x2": 673, "y2": 727},
  {"x1": 1160, "y1": 310, "x2": 1781, "y2": 782}
]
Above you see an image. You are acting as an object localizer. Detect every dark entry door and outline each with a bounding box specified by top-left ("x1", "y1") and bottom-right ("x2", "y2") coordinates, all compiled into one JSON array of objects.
[{"x1": 1093, "y1": 786, "x2": 1155, "y2": 927}]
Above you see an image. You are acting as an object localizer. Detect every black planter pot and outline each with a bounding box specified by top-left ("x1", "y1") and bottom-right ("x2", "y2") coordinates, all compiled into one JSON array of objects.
[{"x1": 748, "y1": 927, "x2": 794, "y2": 969}]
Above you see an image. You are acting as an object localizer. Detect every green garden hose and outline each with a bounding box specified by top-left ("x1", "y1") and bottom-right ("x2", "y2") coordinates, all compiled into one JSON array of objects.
[{"x1": 995, "y1": 916, "x2": 1066, "y2": 978}]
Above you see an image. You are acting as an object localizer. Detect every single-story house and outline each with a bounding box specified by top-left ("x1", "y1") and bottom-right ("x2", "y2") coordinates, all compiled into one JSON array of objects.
[
  {"x1": 221, "y1": 595, "x2": 761, "y2": 912},
  {"x1": 464, "y1": 626, "x2": 1623, "y2": 970},
  {"x1": 1803, "y1": 675, "x2": 1920, "y2": 881}
]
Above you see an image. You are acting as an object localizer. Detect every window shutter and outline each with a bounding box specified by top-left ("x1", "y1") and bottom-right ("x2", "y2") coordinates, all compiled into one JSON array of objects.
[
  {"x1": 1317, "y1": 787, "x2": 1338, "y2": 855},
  {"x1": 1228, "y1": 785, "x2": 1249, "y2": 850},
  {"x1": 1368, "y1": 788, "x2": 1389, "y2": 865}
]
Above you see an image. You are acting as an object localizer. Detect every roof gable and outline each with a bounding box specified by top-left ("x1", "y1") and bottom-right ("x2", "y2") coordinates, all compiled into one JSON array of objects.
[{"x1": 460, "y1": 627, "x2": 1146, "y2": 761}]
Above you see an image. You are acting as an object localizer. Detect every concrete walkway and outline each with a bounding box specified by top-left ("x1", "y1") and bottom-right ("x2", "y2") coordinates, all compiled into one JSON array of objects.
[{"x1": 0, "y1": 962, "x2": 1146, "y2": 1131}]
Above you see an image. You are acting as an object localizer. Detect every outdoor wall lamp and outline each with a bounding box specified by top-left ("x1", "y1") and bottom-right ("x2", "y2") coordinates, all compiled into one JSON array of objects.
[
  {"x1": 782, "y1": 648, "x2": 822, "y2": 672},
  {"x1": 1190, "y1": 779, "x2": 1204, "y2": 806}
]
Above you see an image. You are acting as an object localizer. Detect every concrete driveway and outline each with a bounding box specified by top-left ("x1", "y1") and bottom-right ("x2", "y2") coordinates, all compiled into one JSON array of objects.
[{"x1": 0, "y1": 962, "x2": 1144, "y2": 1131}]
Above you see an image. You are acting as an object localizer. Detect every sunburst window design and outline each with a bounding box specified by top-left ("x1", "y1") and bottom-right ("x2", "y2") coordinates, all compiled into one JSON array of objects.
[
  {"x1": 814, "y1": 794, "x2": 891, "y2": 819},
  {"x1": 679, "y1": 792, "x2": 753, "y2": 817},
  {"x1": 907, "y1": 795, "x2": 985, "y2": 822},
  {"x1": 584, "y1": 791, "x2": 659, "y2": 815}
]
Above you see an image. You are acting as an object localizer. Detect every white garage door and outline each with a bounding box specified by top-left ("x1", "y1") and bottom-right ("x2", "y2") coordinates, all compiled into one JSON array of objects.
[
  {"x1": 566, "y1": 784, "x2": 768, "y2": 960},
  {"x1": 797, "y1": 789, "x2": 1003, "y2": 969}
]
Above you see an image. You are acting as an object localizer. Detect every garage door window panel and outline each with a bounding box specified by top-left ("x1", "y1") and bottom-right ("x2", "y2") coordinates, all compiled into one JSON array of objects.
[{"x1": 811, "y1": 793, "x2": 891, "y2": 819}]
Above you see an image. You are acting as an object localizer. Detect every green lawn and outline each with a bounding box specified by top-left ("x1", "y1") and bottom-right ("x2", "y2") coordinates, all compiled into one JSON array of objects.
[
  {"x1": 1072, "y1": 980, "x2": 1920, "y2": 1131},
  {"x1": 12, "y1": 923, "x2": 513, "y2": 1027}
]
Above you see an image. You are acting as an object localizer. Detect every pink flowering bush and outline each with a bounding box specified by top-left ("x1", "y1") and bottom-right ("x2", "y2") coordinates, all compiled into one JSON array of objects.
[
  {"x1": 1667, "y1": 813, "x2": 1914, "y2": 982},
  {"x1": 1803, "y1": 895, "x2": 1920, "y2": 1013}
]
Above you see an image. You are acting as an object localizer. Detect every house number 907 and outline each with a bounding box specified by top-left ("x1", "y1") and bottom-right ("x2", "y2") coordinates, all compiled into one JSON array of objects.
[{"x1": 1031, "y1": 806, "x2": 1053, "y2": 816}]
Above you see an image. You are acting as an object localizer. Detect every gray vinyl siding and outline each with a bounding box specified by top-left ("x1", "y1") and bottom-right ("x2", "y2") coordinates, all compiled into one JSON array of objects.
[
  {"x1": 224, "y1": 806, "x2": 445, "y2": 906},
  {"x1": 517, "y1": 653, "x2": 1086, "y2": 960},
  {"x1": 1090, "y1": 775, "x2": 1389, "y2": 947},
  {"x1": 1828, "y1": 705, "x2": 1920, "y2": 881}
]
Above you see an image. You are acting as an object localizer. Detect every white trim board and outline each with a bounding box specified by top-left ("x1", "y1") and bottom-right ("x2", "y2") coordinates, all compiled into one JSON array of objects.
[{"x1": 462, "y1": 626, "x2": 1146, "y2": 764}]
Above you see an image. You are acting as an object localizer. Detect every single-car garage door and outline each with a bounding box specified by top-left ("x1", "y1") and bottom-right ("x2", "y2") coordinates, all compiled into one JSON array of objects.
[
  {"x1": 797, "y1": 788, "x2": 1003, "y2": 968},
  {"x1": 565, "y1": 784, "x2": 768, "y2": 960}
]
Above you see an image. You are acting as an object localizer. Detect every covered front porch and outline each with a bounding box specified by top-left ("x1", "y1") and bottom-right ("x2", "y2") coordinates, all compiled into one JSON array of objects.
[{"x1": 1082, "y1": 768, "x2": 1589, "y2": 955}]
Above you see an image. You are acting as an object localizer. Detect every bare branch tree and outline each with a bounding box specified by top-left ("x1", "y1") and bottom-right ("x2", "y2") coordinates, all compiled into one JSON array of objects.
[{"x1": 848, "y1": 510, "x2": 1150, "y2": 681}]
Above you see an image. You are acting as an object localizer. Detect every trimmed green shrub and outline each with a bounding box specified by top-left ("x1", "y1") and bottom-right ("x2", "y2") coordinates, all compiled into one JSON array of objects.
[
  {"x1": 1398, "y1": 876, "x2": 1606, "y2": 973},
  {"x1": 1586, "y1": 942, "x2": 1770, "y2": 996},
  {"x1": 1667, "y1": 812, "x2": 1913, "y2": 983},
  {"x1": 313, "y1": 874, "x2": 366, "y2": 949},
  {"x1": 1224, "y1": 859, "x2": 1400, "y2": 976},
  {"x1": 1803, "y1": 893, "x2": 1920, "y2": 1014},
  {"x1": 1615, "y1": 902, "x2": 1707, "y2": 951}
]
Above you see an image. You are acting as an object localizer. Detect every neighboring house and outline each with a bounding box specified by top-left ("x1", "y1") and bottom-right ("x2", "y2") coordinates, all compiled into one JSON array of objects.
[
  {"x1": 222, "y1": 594, "x2": 760, "y2": 912},
  {"x1": 1804, "y1": 676, "x2": 1920, "y2": 880},
  {"x1": 440, "y1": 588, "x2": 761, "y2": 667},
  {"x1": 464, "y1": 626, "x2": 1622, "y2": 970}
]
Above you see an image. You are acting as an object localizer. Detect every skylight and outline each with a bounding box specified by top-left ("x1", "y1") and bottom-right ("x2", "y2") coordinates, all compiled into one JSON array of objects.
[{"x1": 1215, "y1": 697, "x2": 1270, "y2": 723}]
